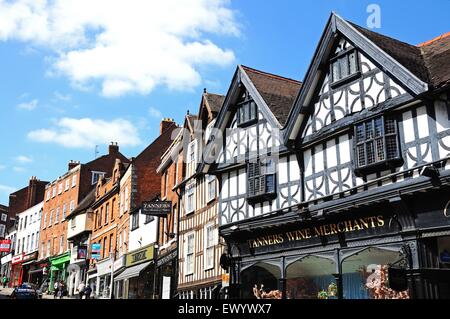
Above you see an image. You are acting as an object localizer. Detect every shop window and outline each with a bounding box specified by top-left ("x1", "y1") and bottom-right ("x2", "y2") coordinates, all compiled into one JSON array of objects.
[
  {"x1": 354, "y1": 116, "x2": 402, "y2": 175},
  {"x1": 247, "y1": 158, "x2": 276, "y2": 202},
  {"x1": 240, "y1": 262, "x2": 281, "y2": 299},
  {"x1": 330, "y1": 48, "x2": 360, "y2": 87},
  {"x1": 341, "y1": 247, "x2": 409, "y2": 299},
  {"x1": 286, "y1": 256, "x2": 336, "y2": 299}
]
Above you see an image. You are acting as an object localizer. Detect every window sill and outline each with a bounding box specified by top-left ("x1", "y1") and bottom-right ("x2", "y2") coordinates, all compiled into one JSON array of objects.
[
  {"x1": 131, "y1": 226, "x2": 139, "y2": 231},
  {"x1": 247, "y1": 192, "x2": 276, "y2": 204},
  {"x1": 237, "y1": 118, "x2": 258, "y2": 128},
  {"x1": 330, "y1": 71, "x2": 361, "y2": 89},
  {"x1": 204, "y1": 265, "x2": 214, "y2": 271},
  {"x1": 354, "y1": 158, "x2": 403, "y2": 177}
]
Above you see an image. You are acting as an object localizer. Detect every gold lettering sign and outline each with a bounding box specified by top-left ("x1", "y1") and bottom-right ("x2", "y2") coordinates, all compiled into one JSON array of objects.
[
  {"x1": 248, "y1": 215, "x2": 386, "y2": 249},
  {"x1": 126, "y1": 244, "x2": 154, "y2": 267}
]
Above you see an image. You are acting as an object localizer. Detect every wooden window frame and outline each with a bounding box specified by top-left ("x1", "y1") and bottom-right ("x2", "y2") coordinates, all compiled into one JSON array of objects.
[
  {"x1": 330, "y1": 47, "x2": 361, "y2": 88},
  {"x1": 246, "y1": 158, "x2": 277, "y2": 203}
]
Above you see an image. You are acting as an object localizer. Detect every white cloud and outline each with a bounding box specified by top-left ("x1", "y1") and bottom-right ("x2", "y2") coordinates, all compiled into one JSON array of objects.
[
  {"x1": 53, "y1": 91, "x2": 71, "y2": 102},
  {"x1": 13, "y1": 166, "x2": 26, "y2": 172},
  {"x1": 28, "y1": 117, "x2": 142, "y2": 148},
  {"x1": 15, "y1": 155, "x2": 33, "y2": 164},
  {"x1": 0, "y1": 165, "x2": 6, "y2": 170},
  {"x1": 0, "y1": 184, "x2": 17, "y2": 194},
  {"x1": 148, "y1": 107, "x2": 163, "y2": 119},
  {"x1": 0, "y1": 0, "x2": 239, "y2": 97},
  {"x1": 17, "y1": 99, "x2": 38, "y2": 110}
]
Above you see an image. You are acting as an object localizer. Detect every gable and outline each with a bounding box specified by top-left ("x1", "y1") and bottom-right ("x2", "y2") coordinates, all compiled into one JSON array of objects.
[
  {"x1": 285, "y1": 13, "x2": 429, "y2": 144},
  {"x1": 302, "y1": 36, "x2": 409, "y2": 138}
]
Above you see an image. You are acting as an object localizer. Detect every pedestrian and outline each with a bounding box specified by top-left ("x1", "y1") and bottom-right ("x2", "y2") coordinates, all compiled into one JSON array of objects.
[
  {"x1": 84, "y1": 284, "x2": 92, "y2": 299},
  {"x1": 2, "y1": 275, "x2": 7, "y2": 288},
  {"x1": 59, "y1": 281, "x2": 65, "y2": 299},
  {"x1": 53, "y1": 281, "x2": 60, "y2": 299},
  {"x1": 77, "y1": 281, "x2": 86, "y2": 299}
]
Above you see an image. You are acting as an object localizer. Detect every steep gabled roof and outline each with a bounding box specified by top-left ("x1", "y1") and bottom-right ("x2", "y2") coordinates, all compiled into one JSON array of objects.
[
  {"x1": 204, "y1": 92, "x2": 225, "y2": 114},
  {"x1": 284, "y1": 12, "x2": 433, "y2": 143},
  {"x1": 419, "y1": 32, "x2": 450, "y2": 88},
  {"x1": 241, "y1": 65, "x2": 302, "y2": 126},
  {"x1": 349, "y1": 22, "x2": 431, "y2": 84}
]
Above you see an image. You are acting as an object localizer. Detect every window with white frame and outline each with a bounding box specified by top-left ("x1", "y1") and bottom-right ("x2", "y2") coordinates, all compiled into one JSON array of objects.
[
  {"x1": 65, "y1": 179, "x2": 70, "y2": 191},
  {"x1": 120, "y1": 192, "x2": 124, "y2": 216},
  {"x1": 0, "y1": 224, "x2": 5, "y2": 238},
  {"x1": 26, "y1": 235, "x2": 30, "y2": 253},
  {"x1": 204, "y1": 224, "x2": 215, "y2": 270},
  {"x1": 70, "y1": 200, "x2": 75, "y2": 213},
  {"x1": 1, "y1": 213, "x2": 7, "y2": 222},
  {"x1": 131, "y1": 212, "x2": 139, "y2": 230},
  {"x1": 49, "y1": 210, "x2": 53, "y2": 226},
  {"x1": 35, "y1": 231, "x2": 39, "y2": 249},
  {"x1": 124, "y1": 187, "x2": 129, "y2": 212},
  {"x1": 17, "y1": 239, "x2": 21, "y2": 254},
  {"x1": 24, "y1": 216, "x2": 28, "y2": 229},
  {"x1": 59, "y1": 235, "x2": 64, "y2": 254},
  {"x1": 62, "y1": 204, "x2": 67, "y2": 220},
  {"x1": 185, "y1": 183, "x2": 195, "y2": 214},
  {"x1": 31, "y1": 234, "x2": 34, "y2": 252},
  {"x1": 46, "y1": 190, "x2": 51, "y2": 201},
  {"x1": 91, "y1": 171, "x2": 105, "y2": 185},
  {"x1": 185, "y1": 233, "x2": 195, "y2": 275},
  {"x1": 41, "y1": 242, "x2": 45, "y2": 258},
  {"x1": 189, "y1": 140, "x2": 197, "y2": 164},
  {"x1": 205, "y1": 120, "x2": 216, "y2": 143},
  {"x1": 52, "y1": 186, "x2": 56, "y2": 198},
  {"x1": 55, "y1": 207, "x2": 60, "y2": 223},
  {"x1": 206, "y1": 175, "x2": 216, "y2": 203},
  {"x1": 58, "y1": 183, "x2": 63, "y2": 194},
  {"x1": 43, "y1": 213, "x2": 47, "y2": 228},
  {"x1": 72, "y1": 175, "x2": 77, "y2": 187},
  {"x1": 46, "y1": 241, "x2": 51, "y2": 257},
  {"x1": 71, "y1": 217, "x2": 76, "y2": 228}
]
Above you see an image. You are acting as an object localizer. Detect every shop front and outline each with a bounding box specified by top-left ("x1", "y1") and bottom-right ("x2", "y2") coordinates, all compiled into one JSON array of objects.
[
  {"x1": 20, "y1": 251, "x2": 38, "y2": 285},
  {"x1": 114, "y1": 243, "x2": 156, "y2": 299},
  {"x1": 95, "y1": 257, "x2": 113, "y2": 299},
  {"x1": 67, "y1": 245, "x2": 89, "y2": 296},
  {"x1": 1, "y1": 253, "x2": 12, "y2": 286},
  {"x1": 28, "y1": 259, "x2": 50, "y2": 289},
  {"x1": 223, "y1": 187, "x2": 450, "y2": 299},
  {"x1": 10, "y1": 253, "x2": 24, "y2": 287},
  {"x1": 49, "y1": 252, "x2": 70, "y2": 292},
  {"x1": 155, "y1": 247, "x2": 177, "y2": 299}
]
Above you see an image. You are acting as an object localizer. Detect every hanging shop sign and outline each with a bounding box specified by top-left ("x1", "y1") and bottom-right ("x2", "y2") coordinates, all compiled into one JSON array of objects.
[
  {"x1": 77, "y1": 245, "x2": 88, "y2": 260},
  {"x1": 0, "y1": 239, "x2": 11, "y2": 252},
  {"x1": 126, "y1": 244, "x2": 154, "y2": 267},
  {"x1": 91, "y1": 243, "x2": 101, "y2": 260},
  {"x1": 156, "y1": 250, "x2": 177, "y2": 267},
  {"x1": 247, "y1": 215, "x2": 387, "y2": 249},
  {"x1": 141, "y1": 200, "x2": 171, "y2": 217}
]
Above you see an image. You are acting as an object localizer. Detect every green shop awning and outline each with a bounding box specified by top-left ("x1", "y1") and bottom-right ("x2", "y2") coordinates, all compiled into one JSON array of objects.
[{"x1": 50, "y1": 252, "x2": 70, "y2": 269}]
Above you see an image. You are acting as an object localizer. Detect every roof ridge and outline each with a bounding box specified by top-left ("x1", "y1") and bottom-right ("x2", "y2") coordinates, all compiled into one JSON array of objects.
[
  {"x1": 240, "y1": 65, "x2": 301, "y2": 85},
  {"x1": 418, "y1": 31, "x2": 450, "y2": 47}
]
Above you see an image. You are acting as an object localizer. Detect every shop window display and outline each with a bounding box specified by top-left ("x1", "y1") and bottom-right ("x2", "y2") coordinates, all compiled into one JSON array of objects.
[
  {"x1": 240, "y1": 262, "x2": 281, "y2": 299},
  {"x1": 286, "y1": 256, "x2": 337, "y2": 299},
  {"x1": 341, "y1": 247, "x2": 409, "y2": 299}
]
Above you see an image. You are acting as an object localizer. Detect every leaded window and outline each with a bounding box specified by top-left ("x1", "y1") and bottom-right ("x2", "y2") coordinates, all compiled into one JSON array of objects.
[
  {"x1": 331, "y1": 48, "x2": 359, "y2": 86},
  {"x1": 354, "y1": 116, "x2": 401, "y2": 174},
  {"x1": 247, "y1": 158, "x2": 276, "y2": 202},
  {"x1": 237, "y1": 91, "x2": 257, "y2": 127}
]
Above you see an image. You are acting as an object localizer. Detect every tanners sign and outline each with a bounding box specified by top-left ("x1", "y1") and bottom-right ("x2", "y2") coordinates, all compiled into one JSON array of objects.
[{"x1": 142, "y1": 200, "x2": 172, "y2": 217}]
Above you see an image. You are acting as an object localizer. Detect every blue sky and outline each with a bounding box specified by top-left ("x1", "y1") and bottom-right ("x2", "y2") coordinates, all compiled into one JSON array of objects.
[{"x1": 1, "y1": 0, "x2": 449, "y2": 205}]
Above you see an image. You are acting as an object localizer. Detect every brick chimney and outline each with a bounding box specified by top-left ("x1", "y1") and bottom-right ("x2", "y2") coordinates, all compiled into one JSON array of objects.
[
  {"x1": 109, "y1": 142, "x2": 119, "y2": 155},
  {"x1": 27, "y1": 176, "x2": 38, "y2": 209},
  {"x1": 68, "y1": 160, "x2": 80, "y2": 171},
  {"x1": 160, "y1": 118, "x2": 174, "y2": 135}
]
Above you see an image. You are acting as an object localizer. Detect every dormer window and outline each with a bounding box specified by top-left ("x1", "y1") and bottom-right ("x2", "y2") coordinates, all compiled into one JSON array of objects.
[
  {"x1": 330, "y1": 48, "x2": 359, "y2": 87},
  {"x1": 237, "y1": 91, "x2": 257, "y2": 127},
  {"x1": 247, "y1": 158, "x2": 276, "y2": 202},
  {"x1": 91, "y1": 171, "x2": 105, "y2": 185},
  {"x1": 354, "y1": 115, "x2": 402, "y2": 175}
]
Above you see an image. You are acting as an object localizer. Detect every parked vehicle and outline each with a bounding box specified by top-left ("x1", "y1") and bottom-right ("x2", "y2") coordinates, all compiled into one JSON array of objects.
[{"x1": 10, "y1": 283, "x2": 40, "y2": 299}]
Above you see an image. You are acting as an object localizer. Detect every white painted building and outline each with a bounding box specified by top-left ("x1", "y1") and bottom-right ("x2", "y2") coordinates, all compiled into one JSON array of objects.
[{"x1": 14, "y1": 202, "x2": 43, "y2": 257}]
